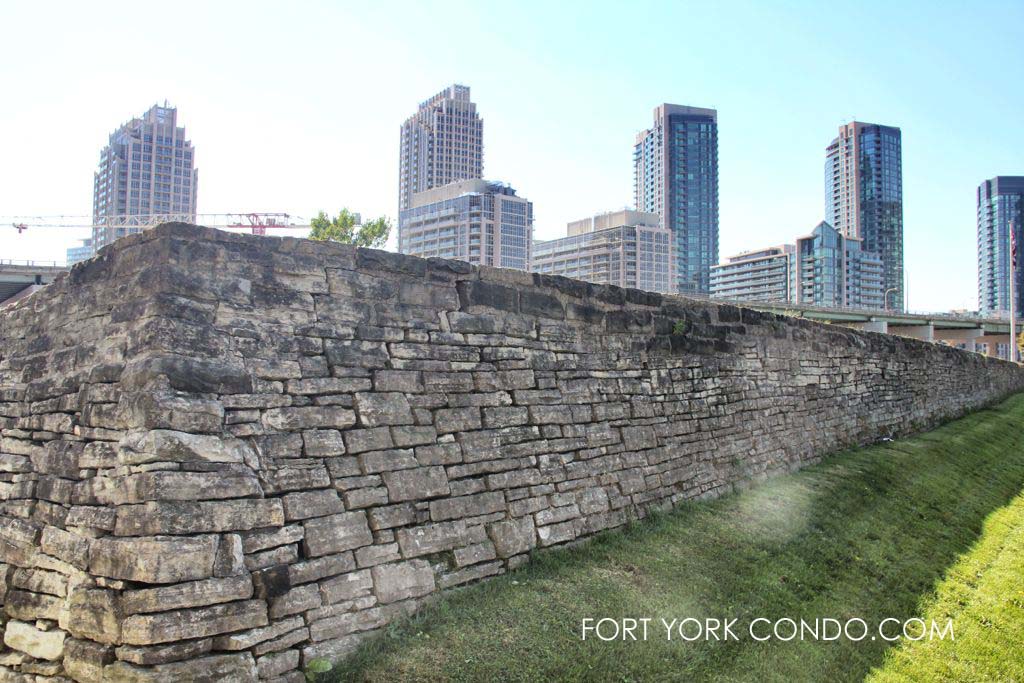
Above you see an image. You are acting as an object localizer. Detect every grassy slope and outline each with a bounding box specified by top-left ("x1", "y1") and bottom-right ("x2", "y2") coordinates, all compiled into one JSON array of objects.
[
  {"x1": 330, "y1": 394, "x2": 1024, "y2": 683},
  {"x1": 867, "y1": 490, "x2": 1024, "y2": 683}
]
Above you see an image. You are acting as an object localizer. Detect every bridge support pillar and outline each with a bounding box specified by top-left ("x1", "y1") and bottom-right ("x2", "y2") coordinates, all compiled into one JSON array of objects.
[
  {"x1": 889, "y1": 323, "x2": 934, "y2": 342},
  {"x1": 843, "y1": 320, "x2": 888, "y2": 333},
  {"x1": 933, "y1": 328, "x2": 985, "y2": 353}
]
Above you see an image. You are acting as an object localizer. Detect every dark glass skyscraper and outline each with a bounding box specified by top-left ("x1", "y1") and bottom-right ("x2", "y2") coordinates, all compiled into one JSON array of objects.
[
  {"x1": 634, "y1": 104, "x2": 719, "y2": 294},
  {"x1": 825, "y1": 122, "x2": 903, "y2": 310},
  {"x1": 977, "y1": 176, "x2": 1024, "y2": 316}
]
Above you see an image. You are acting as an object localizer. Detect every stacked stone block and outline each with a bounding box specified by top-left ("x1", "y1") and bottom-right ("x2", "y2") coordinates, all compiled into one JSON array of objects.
[{"x1": 0, "y1": 223, "x2": 1021, "y2": 681}]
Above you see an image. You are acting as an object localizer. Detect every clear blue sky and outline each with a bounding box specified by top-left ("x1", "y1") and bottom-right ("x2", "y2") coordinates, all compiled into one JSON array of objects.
[{"x1": 1, "y1": 0, "x2": 1022, "y2": 312}]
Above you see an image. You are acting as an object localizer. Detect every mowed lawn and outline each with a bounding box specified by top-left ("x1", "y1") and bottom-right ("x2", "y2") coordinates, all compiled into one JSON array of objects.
[{"x1": 328, "y1": 393, "x2": 1024, "y2": 683}]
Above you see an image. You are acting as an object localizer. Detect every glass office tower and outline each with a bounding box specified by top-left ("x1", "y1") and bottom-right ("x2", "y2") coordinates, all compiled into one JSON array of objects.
[
  {"x1": 825, "y1": 121, "x2": 903, "y2": 310},
  {"x1": 977, "y1": 176, "x2": 1024, "y2": 316},
  {"x1": 634, "y1": 104, "x2": 719, "y2": 294}
]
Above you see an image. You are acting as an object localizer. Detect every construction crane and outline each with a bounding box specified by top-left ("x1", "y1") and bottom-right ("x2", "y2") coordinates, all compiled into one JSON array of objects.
[
  {"x1": 2, "y1": 213, "x2": 312, "y2": 236},
  {"x1": 224, "y1": 213, "x2": 294, "y2": 236}
]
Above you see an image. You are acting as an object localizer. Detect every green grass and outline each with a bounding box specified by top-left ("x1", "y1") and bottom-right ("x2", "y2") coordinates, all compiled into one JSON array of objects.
[
  {"x1": 867, "y1": 489, "x2": 1024, "y2": 682},
  {"x1": 328, "y1": 393, "x2": 1024, "y2": 683}
]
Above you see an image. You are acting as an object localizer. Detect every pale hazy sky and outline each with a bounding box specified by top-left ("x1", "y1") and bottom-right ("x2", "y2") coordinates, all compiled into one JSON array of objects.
[{"x1": 2, "y1": 0, "x2": 1022, "y2": 313}]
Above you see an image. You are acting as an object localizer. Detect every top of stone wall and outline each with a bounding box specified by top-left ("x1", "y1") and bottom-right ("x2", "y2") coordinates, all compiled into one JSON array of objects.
[{"x1": 0, "y1": 222, "x2": 1005, "y2": 373}]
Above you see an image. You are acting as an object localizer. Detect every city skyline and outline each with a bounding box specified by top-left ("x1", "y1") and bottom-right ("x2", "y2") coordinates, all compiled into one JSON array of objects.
[{"x1": 1, "y1": 1, "x2": 1022, "y2": 314}]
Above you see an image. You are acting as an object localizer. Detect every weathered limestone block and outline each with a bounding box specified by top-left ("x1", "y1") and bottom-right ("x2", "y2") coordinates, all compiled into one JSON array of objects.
[
  {"x1": 256, "y1": 648, "x2": 300, "y2": 679},
  {"x1": 120, "y1": 391, "x2": 224, "y2": 434},
  {"x1": 268, "y1": 584, "x2": 321, "y2": 619},
  {"x1": 287, "y1": 377, "x2": 372, "y2": 396},
  {"x1": 371, "y1": 560, "x2": 436, "y2": 604},
  {"x1": 113, "y1": 499, "x2": 285, "y2": 536},
  {"x1": 342, "y1": 427, "x2": 394, "y2": 454},
  {"x1": 381, "y1": 466, "x2": 450, "y2": 502},
  {"x1": 211, "y1": 615, "x2": 303, "y2": 651},
  {"x1": 487, "y1": 516, "x2": 537, "y2": 558},
  {"x1": 114, "y1": 637, "x2": 212, "y2": 665},
  {"x1": 79, "y1": 441, "x2": 118, "y2": 469},
  {"x1": 103, "y1": 652, "x2": 258, "y2": 682},
  {"x1": 63, "y1": 637, "x2": 114, "y2": 683},
  {"x1": 429, "y1": 492, "x2": 505, "y2": 521},
  {"x1": 121, "y1": 599, "x2": 268, "y2": 645},
  {"x1": 353, "y1": 392, "x2": 414, "y2": 427},
  {"x1": 5, "y1": 589, "x2": 63, "y2": 620},
  {"x1": 3, "y1": 620, "x2": 66, "y2": 661},
  {"x1": 252, "y1": 625, "x2": 309, "y2": 657},
  {"x1": 288, "y1": 552, "x2": 355, "y2": 586},
  {"x1": 112, "y1": 471, "x2": 263, "y2": 503},
  {"x1": 88, "y1": 535, "x2": 218, "y2": 584},
  {"x1": 396, "y1": 520, "x2": 486, "y2": 558},
  {"x1": 302, "y1": 512, "x2": 373, "y2": 557},
  {"x1": 453, "y1": 541, "x2": 497, "y2": 567},
  {"x1": 11, "y1": 567, "x2": 68, "y2": 597},
  {"x1": 320, "y1": 568, "x2": 373, "y2": 604},
  {"x1": 242, "y1": 525, "x2": 305, "y2": 554},
  {"x1": 435, "y1": 407, "x2": 483, "y2": 434},
  {"x1": 40, "y1": 525, "x2": 90, "y2": 570},
  {"x1": 120, "y1": 575, "x2": 254, "y2": 614},
  {"x1": 66, "y1": 505, "x2": 117, "y2": 532},
  {"x1": 122, "y1": 355, "x2": 252, "y2": 395},
  {"x1": 262, "y1": 465, "x2": 331, "y2": 495},
  {"x1": 262, "y1": 407, "x2": 356, "y2": 432},
  {"x1": 0, "y1": 453, "x2": 31, "y2": 473},
  {"x1": 537, "y1": 520, "x2": 578, "y2": 547},
  {"x1": 214, "y1": 533, "x2": 246, "y2": 577},
  {"x1": 63, "y1": 587, "x2": 123, "y2": 644},
  {"x1": 120, "y1": 429, "x2": 254, "y2": 465},
  {"x1": 358, "y1": 448, "x2": 417, "y2": 474},
  {"x1": 301, "y1": 429, "x2": 346, "y2": 457},
  {"x1": 308, "y1": 606, "x2": 389, "y2": 642},
  {"x1": 281, "y1": 490, "x2": 343, "y2": 522},
  {"x1": 32, "y1": 440, "x2": 82, "y2": 477}
]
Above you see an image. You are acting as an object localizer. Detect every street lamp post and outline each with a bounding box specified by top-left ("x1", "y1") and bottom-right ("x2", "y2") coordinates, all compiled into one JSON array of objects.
[{"x1": 883, "y1": 288, "x2": 898, "y2": 312}]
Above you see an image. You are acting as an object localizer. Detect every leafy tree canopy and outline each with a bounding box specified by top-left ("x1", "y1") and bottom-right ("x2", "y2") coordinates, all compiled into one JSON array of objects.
[{"x1": 309, "y1": 209, "x2": 391, "y2": 248}]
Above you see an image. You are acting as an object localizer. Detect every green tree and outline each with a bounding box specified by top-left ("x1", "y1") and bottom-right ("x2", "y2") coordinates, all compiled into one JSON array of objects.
[{"x1": 309, "y1": 209, "x2": 391, "y2": 248}]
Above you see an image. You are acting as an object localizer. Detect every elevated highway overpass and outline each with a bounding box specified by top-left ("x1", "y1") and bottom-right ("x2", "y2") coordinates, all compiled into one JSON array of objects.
[
  {"x1": 690, "y1": 295, "x2": 1019, "y2": 358},
  {"x1": 0, "y1": 260, "x2": 69, "y2": 306}
]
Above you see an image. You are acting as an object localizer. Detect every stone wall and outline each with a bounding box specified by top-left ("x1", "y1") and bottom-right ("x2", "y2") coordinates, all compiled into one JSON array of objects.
[{"x1": 1, "y1": 223, "x2": 1022, "y2": 682}]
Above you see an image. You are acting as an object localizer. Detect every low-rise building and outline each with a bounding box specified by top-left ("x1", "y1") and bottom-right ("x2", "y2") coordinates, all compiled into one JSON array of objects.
[
  {"x1": 531, "y1": 210, "x2": 673, "y2": 293},
  {"x1": 398, "y1": 179, "x2": 532, "y2": 270},
  {"x1": 710, "y1": 245, "x2": 795, "y2": 303},
  {"x1": 795, "y1": 221, "x2": 884, "y2": 309},
  {"x1": 66, "y1": 238, "x2": 95, "y2": 266}
]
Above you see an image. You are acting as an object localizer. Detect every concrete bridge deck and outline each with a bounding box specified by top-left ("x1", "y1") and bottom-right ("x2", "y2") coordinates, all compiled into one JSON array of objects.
[
  {"x1": 694, "y1": 295, "x2": 1020, "y2": 358},
  {"x1": 0, "y1": 260, "x2": 68, "y2": 306}
]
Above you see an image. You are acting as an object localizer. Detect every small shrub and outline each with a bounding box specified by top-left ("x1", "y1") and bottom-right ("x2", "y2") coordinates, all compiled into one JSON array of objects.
[{"x1": 305, "y1": 658, "x2": 333, "y2": 682}]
